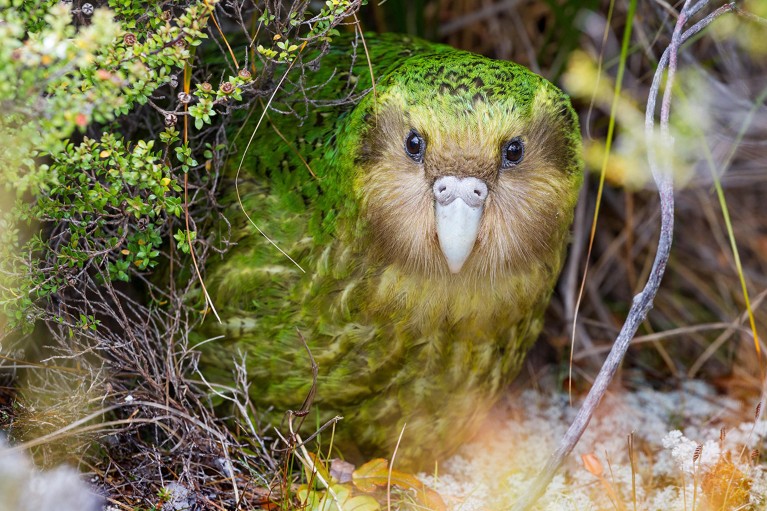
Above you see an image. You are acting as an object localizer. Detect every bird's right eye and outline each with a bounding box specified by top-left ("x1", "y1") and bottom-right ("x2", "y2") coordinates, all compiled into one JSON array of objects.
[{"x1": 404, "y1": 130, "x2": 425, "y2": 162}]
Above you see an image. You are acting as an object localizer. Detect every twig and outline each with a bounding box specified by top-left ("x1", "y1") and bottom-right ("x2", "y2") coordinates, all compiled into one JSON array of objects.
[{"x1": 510, "y1": 2, "x2": 739, "y2": 509}]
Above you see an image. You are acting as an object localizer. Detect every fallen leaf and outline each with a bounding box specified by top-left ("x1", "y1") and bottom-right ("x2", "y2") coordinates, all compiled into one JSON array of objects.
[
  {"x1": 352, "y1": 458, "x2": 446, "y2": 511},
  {"x1": 582, "y1": 452, "x2": 604, "y2": 476},
  {"x1": 344, "y1": 495, "x2": 380, "y2": 511},
  {"x1": 330, "y1": 458, "x2": 355, "y2": 483}
]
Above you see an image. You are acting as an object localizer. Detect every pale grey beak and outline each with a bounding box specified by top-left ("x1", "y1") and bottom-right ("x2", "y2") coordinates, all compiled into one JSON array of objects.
[{"x1": 433, "y1": 176, "x2": 488, "y2": 273}]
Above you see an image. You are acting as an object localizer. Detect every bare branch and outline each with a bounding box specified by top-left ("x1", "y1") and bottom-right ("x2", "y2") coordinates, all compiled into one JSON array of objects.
[{"x1": 510, "y1": 2, "x2": 739, "y2": 509}]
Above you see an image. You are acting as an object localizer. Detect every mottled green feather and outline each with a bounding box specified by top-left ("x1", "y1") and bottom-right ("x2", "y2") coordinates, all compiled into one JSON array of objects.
[{"x1": 199, "y1": 33, "x2": 583, "y2": 467}]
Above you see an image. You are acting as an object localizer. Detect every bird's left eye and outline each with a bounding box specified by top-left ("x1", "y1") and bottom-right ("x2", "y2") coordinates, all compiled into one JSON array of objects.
[
  {"x1": 502, "y1": 137, "x2": 525, "y2": 169},
  {"x1": 404, "y1": 129, "x2": 425, "y2": 162}
]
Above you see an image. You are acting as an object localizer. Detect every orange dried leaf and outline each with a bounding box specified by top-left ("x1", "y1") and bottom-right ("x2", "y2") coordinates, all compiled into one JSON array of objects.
[
  {"x1": 382, "y1": 468, "x2": 423, "y2": 491},
  {"x1": 420, "y1": 487, "x2": 447, "y2": 511},
  {"x1": 352, "y1": 458, "x2": 422, "y2": 491},
  {"x1": 352, "y1": 458, "x2": 389, "y2": 492},
  {"x1": 582, "y1": 452, "x2": 604, "y2": 476},
  {"x1": 352, "y1": 458, "x2": 446, "y2": 511}
]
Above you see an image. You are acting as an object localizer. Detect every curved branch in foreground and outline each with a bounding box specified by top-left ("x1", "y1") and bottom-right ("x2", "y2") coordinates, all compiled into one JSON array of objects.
[{"x1": 510, "y1": 2, "x2": 738, "y2": 509}]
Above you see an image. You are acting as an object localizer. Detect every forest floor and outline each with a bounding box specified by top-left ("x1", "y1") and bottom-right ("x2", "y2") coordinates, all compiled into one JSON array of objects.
[{"x1": 421, "y1": 380, "x2": 765, "y2": 510}]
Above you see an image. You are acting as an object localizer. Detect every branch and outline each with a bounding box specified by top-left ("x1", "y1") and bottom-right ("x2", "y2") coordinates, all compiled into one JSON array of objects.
[{"x1": 510, "y1": 2, "x2": 738, "y2": 509}]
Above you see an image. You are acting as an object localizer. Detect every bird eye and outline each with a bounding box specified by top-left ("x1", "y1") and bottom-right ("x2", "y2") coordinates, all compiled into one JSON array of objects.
[
  {"x1": 502, "y1": 137, "x2": 525, "y2": 168},
  {"x1": 404, "y1": 129, "x2": 425, "y2": 162}
]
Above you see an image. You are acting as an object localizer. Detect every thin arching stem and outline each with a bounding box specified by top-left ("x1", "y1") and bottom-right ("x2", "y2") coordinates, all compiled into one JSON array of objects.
[{"x1": 510, "y1": 2, "x2": 738, "y2": 509}]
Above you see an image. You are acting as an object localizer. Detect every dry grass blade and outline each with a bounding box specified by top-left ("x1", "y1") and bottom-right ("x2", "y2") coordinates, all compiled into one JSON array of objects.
[
  {"x1": 695, "y1": 83, "x2": 767, "y2": 373},
  {"x1": 388, "y1": 423, "x2": 407, "y2": 511},
  {"x1": 203, "y1": 0, "x2": 239, "y2": 69},
  {"x1": 184, "y1": 171, "x2": 222, "y2": 323},
  {"x1": 182, "y1": 57, "x2": 222, "y2": 323},
  {"x1": 353, "y1": 14, "x2": 377, "y2": 121},
  {"x1": 569, "y1": 0, "x2": 629, "y2": 405},
  {"x1": 234, "y1": 47, "x2": 307, "y2": 274},
  {"x1": 4, "y1": 400, "x2": 230, "y2": 454}
]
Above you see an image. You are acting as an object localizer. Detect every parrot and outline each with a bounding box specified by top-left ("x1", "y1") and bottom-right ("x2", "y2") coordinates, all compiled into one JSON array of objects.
[{"x1": 198, "y1": 33, "x2": 583, "y2": 468}]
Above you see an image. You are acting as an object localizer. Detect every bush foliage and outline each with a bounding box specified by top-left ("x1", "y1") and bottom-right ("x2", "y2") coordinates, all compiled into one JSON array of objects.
[
  {"x1": 0, "y1": 0, "x2": 365, "y2": 507},
  {"x1": 0, "y1": 0, "x2": 210, "y2": 329}
]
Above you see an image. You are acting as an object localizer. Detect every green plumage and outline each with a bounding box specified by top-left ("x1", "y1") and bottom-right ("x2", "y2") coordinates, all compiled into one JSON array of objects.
[{"x1": 200, "y1": 34, "x2": 583, "y2": 466}]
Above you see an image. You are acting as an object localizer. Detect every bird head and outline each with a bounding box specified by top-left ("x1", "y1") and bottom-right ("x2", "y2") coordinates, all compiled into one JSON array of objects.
[{"x1": 348, "y1": 50, "x2": 583, "y2": 278}]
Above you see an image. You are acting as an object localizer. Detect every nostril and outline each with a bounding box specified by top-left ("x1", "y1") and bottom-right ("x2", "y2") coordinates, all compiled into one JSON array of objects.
[
  {"x1": 473, "y1": 189, "x2": 481, "y2": 196},
  {"x1": 439, "y1": 186, "x2": 447, "y2": 193}
]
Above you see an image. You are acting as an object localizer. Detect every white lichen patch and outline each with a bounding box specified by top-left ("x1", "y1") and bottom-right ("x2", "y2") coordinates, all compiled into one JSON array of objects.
[{"x1": 420, "y1": 382, "x2": 767, "y2": 510}]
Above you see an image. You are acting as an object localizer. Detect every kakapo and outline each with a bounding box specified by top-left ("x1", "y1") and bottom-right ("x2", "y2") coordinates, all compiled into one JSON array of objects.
[{"x1": 199, "y1": 34, "x2": 583, "y2": 467}]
